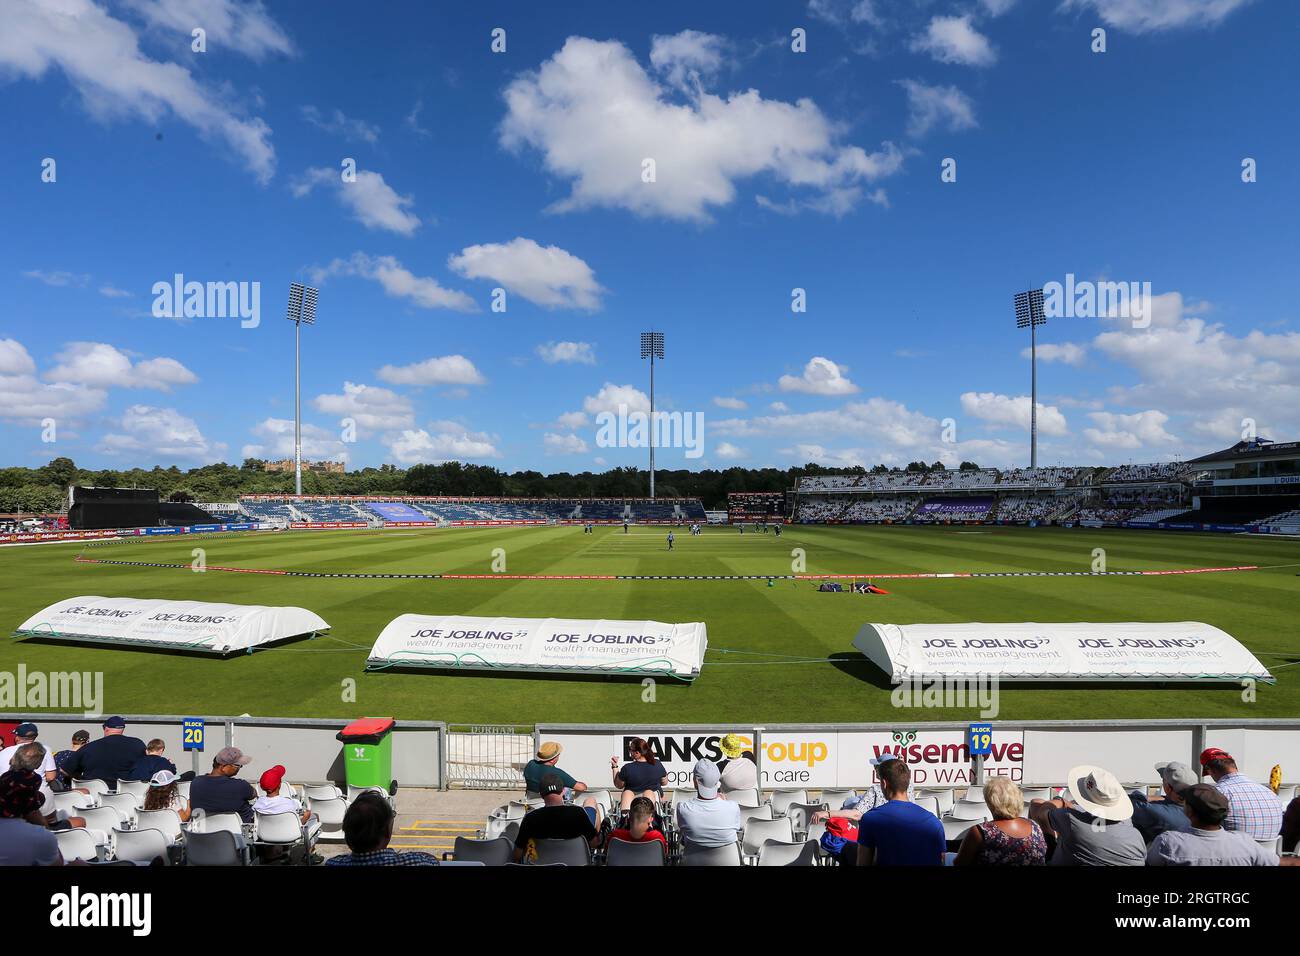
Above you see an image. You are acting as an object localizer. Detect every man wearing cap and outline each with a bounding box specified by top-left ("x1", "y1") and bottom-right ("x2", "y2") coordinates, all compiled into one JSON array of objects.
[
  {"x1": 513, "y1": 773, "x2": 602, "y2": 862},
  {"x1": 61, "y1": 716, "x2": 146, "y2": 790},
  {"x1": 52, "y1": 730, "x2": 90, "y2": 791},
  {"x1": 522, "y1": 741, "x2": 587, "y2": 799},
  {"x1": 189, "y1": 746, "x2": 257, "y2": 823},
  {"x1": 0, "y1": 723, "x2": 56, "y2": 804},
  {"x1": 1199, "y1": 747, "x2": 1283, "y2": 842},
  {"x1": 254, "y1": 764, "x2": 321, "y2": 861},
  {"x1": 1128, "y1": 761, "x2": 1196, "y2": 844},
  {"x1": 1035, "y1": 764, "x2": 1146, "y2": 866},
  {"x1": 677, "y1": 759, "x2": 743, "y2": 851},
  {"x1": 1147, "y1": 784, "x2": 1279, "y2": 866},
  {"x1": 0, "y1": 769, "x2": 62, "y2": 866}
]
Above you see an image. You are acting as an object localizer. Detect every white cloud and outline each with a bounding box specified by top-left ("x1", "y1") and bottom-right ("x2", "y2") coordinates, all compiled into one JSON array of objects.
[
  {"x1": 1083, "y1": 410, "x2": 1179, "y2": 448},
  {"x1": 385, "y1": 428, "x2": 500, "y2": 464},
  {"x1": 960, "y1": 391, "x2": 1069, "y2": 436},
  {"x1": 300, "y1": 105, "x2": 379, "y2": 143},
  {"x1": 0, "y1": 339, "x2": 106, "y2": 425},
  {"x1": 97, "y1": 404, "x2": 225, "y2": 461},
  {"x1": 537, "y1": 341, "x2": 596, "y2": 365},
  {"x1": 242, "y1": 417, "x2": 347, "y2": 462},
  {"x1": 500, "y1": 36, "x2": 905, "y2": 221},
  {"x1": 0, "y1": 339, "x2": 37, "y2": 376},
  {"x1": 311, "y1": 252, "x2": 477, "y2": 312},
  {"x1": 1, "y1": 0, "x2": 276, "y2": 183},
  {"x1": 713, "y1": 396, "x2": 747, "y2": 410},
  {"x1": 910, "y1": 15, "x2": 998, "y2": 66},
  {"x1": 448, "y1": 238, "x2": 604, "y2": 310},
  {"x1": 1024, "y1": 342, "x2": 1087, "y2": 366},
  {"x1": 769, "y1": 401, "x2": 789, "y2": 412},
  {"x1": 581, "y1": 383, "x2": 651, "y2": 417},
  {"x1": 23, "y1": 270, "x2": 89, "y2": 287},
  {"x1": 377, "y1": 354, "x2": 486, "y2": 387},
  {"x1": 98, "y1": 285, "x2": 132, "y2": 298},
  {"x1": 555, "y1": 410, "x2": 589, "y2": 429},
  {"x1": 898, "y1": 80, "x2": 977, "y2": 138},
  {"x1": 121, "y1": 0, "x2": 294, "y2": 60},
  {"x1": 44, "y1": 342, "x2": 197, "y2": 391},
  {"x1": 292, "y1": 168, "x2": 421, "y2": 235},
  {"x1": 980, "y1": 0, "x2": 1018, "y2": 14},
  {"x1": 311, "y1": 381, "x2": 414, "y2": 432},
  {"x1": 649, "y1": 30, "x2": 725, "y2": 90},
  {"x1": 778, "y1": 356, "x2": 859, "y2": 395},
  {"x1": 714, "y1": 441, "x2": 746, "y2": 460},
  {"x1": 1059, "y1": 0, "x2": 1255, "y2": 33},
  {"x1": 543, "y1": 432, "x2": 589, "y2": 455}
]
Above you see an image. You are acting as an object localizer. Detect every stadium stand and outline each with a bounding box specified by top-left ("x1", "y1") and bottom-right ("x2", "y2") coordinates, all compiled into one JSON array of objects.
[
  {"x1": 912, "y1": 497, "x2": 994, "y2": 523},
  {"x1": 1103, "y1": 462, "x2": 1186, "y2": 482}
]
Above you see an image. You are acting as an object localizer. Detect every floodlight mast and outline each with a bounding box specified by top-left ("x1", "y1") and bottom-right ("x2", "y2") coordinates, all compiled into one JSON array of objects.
[
  {"x1": 286, "y1": 283, "x2": 319, "y2": 496},
  {"x1": 1014, "y1": 289, "x2": 1047, "y2": 469},
  {"x1": 640, "y1": 331, "x2": 665, "y2": 499}
]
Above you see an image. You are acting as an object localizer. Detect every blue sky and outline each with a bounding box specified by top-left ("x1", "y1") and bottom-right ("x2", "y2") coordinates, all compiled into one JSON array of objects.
[{"x1": 2, "y1": 0, "x2": 1296, "y2": 473}]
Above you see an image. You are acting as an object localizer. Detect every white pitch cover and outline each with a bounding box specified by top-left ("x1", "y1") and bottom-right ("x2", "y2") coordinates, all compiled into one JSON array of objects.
[
  {"x1": 853, "y1": 621, "x2": 1273, "y2": 683},
  {"x1": 367, "y1": 614, "x2": 707, "y2": 680},
  {"x1": 15, "y1": 596, "x2": 330, "y2": 655}
]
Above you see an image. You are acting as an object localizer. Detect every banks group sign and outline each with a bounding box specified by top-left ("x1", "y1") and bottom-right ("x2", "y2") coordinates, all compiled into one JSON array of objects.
[{"x1": 540, "y1": 726, "x2": 1024, "y2": 790}]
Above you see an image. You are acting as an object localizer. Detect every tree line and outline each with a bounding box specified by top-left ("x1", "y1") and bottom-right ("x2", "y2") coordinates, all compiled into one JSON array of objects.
[{"x1": 0, "y1": 457, "x2": 985, "y2": 513}]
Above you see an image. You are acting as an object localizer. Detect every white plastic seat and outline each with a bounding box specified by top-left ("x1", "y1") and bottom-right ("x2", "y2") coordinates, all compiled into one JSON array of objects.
[
  {"x1": 585, "y1": 790, "x2": 612, "y2": 812},
  {"x1": 188, "y1": 810, "x2": 244, "y2": 836},
  {"x1": 52, "y1": 790, "x2": 96, "y2": 815},
  {"x1": 916, "y1": 789, "x2": 956, "y2": 814},
  {"x1": 757, "y1": 839, "x2": 819, "y2": 866},
  {"x1": 742, "y1": 817, "x2": 794, "y2": 861},
  {"x1": 768, "y1": 789, "x2": 809, "y2": 817},
  {"x1": 307, "y1": 796, "x2": 346, "y2": 840},
  {"x1": 73, "y1": 778, "x2": 112, "y2": 795},
  {"x1": 110, "y1": 827, "x2": 169, "y2": 865},
  {"x1": 302, "y1": 783, "x2": 343, "y2": 802},
  {"x1": 738, "y1": 804, "x2": 773, "y2": 827},
  {"x1": 136, "y1": 808, "x2": 183, "y2": 844},
  {"x1": 1020, "y1": 787, "x2": 1051, "y2": 802},
  {"x1": 484, "y1": 818, "x2": 520, "y2": 842},
  {"x1": 785, "y1": 802, "x2": 826, "y2": 840},
  {"x1": 1256, "y1": 835, "x2": 1283, "y2": 856},
  {"x1": 78, "y1": 806, "x2": 124, "y2": 834},
  {"x1": 914, "y1": 796, "x2": 941, "y2": 818},
  {"x1": 255, "y1": 810, "x2": 306, "y2": 846},
  {"x1": 605, "y1": 837, "x2": 666, "y2": 866},
  {"x1": 99, "y1": 792, "x2": 140, "y2": 826},
  {"x1": 55, "y1": 827, "x2": 101, "y2": 862},
  {"x1": 728, "y1": 787, "x2": 761, "y2": 808},
  {"x1": 117, "y1": 780, "x2": 151, "y2": 802},
  {"x1": 820, "y1": 788, "x2": 857, "y2": 808}
]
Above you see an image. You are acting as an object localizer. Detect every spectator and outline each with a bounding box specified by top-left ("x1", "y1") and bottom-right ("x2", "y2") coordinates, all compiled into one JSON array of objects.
[
  {"x1": 513, "y1": 774, "x2": 602, "y2": 862},
  {"x1": 189, "y1": 746, "x2": 256, "y2": 823},
  {"x1": 60, "y1": 716, "x2": 145, "y2": 790},
  {"x1": 143, "y1": 770, "x2": 191, "y2": 822},
  {"x1": 1129, "y1": 761, "x2": 1196, "y2": 843},
  {"x1": 1199, "y1": 748, "x2": 1284, "y2": 841},
  {"x1": 1032, "y1": 765, "x2": 1146, "y2": 866},
  {"x1": 326, "y1": 791, "x2": 436, "y2": 866},
  {"x1": 0, "y1": 769, "x2": 62, "y2": 866},
  {"x1": 810, "y1": 754, "x2": 914, "y2": 826},
  {"x1": 522, "y1": 741, "x2": 586, "y2": 798},
  {"x1": 609, "y1": 796, "x2": 668, "y2": 859},
  {"x1": 9, "y1": 742, "x2": 88, "y2": 831},
  {"x1": 676, "y1": 759, "x2": 742, "y2": 851},
  {"x1": 52, "y1": 729, "x2": 90, "y2": 790},
  {"x1": 1147, "y1": 784, "x2": 1279, "y2": 866},
  {"x1": 1, "y1": 724, "x2": 56, "y2": 809},
  {"x1": 126, "y1": 739, "x2": 177, "y2": 782},
  {"x1": 611, "y1": 737, "x2": 667, "y2": 810},
  {"x1": 1282, "y1": 795, "x2": 1300, "y2": 855},
  {"x1": 855, "y1": 757, "x2": 946, "y2": 866},
  {"x1": 954, "y1": 777, "x2": 1046, "y2": 866},
  {"x1": 719, "y1": 735, "x2": 758, "y2": 793}
]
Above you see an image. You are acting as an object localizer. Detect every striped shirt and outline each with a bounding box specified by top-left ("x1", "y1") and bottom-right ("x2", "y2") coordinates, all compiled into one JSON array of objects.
[
  {"x1": 325, "y1": 848, "x2": 438, "y2": 866},
  {"x1": 1216, "y1": 773, "x2": 1283, "y2": 841}
]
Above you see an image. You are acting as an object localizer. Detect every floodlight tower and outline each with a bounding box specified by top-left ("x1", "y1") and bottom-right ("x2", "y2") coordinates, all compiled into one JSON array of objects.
[
  {"x1": 1014, "y1": 289, "x2": 1047, "y2": 468},
  {"x1": 286, "y1": 282, "x2": 319, "y2": 496},
  {"x1": 640, "y1": 331, "x2": 665, "y2": 499}
]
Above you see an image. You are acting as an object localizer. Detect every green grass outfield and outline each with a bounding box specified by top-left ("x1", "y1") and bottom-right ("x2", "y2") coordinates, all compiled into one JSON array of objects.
[{"x1": 1, "y1": 524, "x2": 1297, "y2": 724}]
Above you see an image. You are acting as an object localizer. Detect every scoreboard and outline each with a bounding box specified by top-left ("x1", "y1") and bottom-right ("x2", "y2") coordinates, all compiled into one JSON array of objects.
[{"x1": 727, "y1": 492, "x2": 787, "y2": 521}]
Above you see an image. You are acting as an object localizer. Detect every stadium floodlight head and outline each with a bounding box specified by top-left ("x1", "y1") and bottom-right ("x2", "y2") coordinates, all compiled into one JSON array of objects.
[
  {"x1": 286, "y1": 283, "x2": 320, "y2": 495},
  {"x1": 640, "y1": 331, "x2": 664, "y2": 360},
  {"x1": 1013, "y1": 288, "x2": 1047, "y2": 468},
  {"x1": 640, "y1": 331, "x2": 665, "y2": 498}
]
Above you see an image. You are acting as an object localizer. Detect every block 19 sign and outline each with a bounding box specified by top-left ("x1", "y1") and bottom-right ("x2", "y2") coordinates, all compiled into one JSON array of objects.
[{"x1": 967, "y1": 722, "x2": 993, "y2": 757}]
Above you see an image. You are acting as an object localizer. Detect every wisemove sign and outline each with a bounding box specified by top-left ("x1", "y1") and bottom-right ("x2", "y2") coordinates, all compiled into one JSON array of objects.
[
  {"x1": 366, "y1": 615, "x2": 706, "y2": 680},
  {"x1": 543, "y1": 728, "x2": 1024, "y2": 790}
]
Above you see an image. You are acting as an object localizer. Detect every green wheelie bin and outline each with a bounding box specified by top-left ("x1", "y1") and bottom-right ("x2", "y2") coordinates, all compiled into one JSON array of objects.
[{"x1": 336, "y1": 717, "x2": 397, "y2": 794}]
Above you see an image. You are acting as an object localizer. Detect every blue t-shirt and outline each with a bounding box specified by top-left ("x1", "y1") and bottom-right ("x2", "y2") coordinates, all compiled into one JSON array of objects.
[
  {"x1": 856, "y1": 800, "x2": 947, "y2": 866},
  {"x1": 126, "y1": 754, "x2": 178, "y2": 782}
]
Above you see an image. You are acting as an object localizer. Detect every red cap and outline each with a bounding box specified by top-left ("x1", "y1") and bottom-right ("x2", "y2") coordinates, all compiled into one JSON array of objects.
[
  {"x1": 1198, "y1": 748, "x2": 1232, "y2": 772},
  {"x1": 259, "y1": 764, "x2": 286, "y2": 791}
]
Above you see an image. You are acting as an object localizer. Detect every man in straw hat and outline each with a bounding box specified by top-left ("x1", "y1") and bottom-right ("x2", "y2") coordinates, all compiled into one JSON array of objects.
[
  {"x1": 1030, "y1": 764, "x2": 1146, "y2": 866},
  {"x1": 523, "y1": 741, "x2": 587, "y2": 799},
  {"x1": 717, "y1": 733, "x2": 757, "y2": 793}
]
